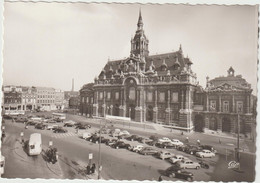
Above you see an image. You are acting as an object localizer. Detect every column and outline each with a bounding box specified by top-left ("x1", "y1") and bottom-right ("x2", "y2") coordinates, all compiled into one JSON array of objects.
[
  {"x1": 232, "y1": 95, "x2": 235, "y2": 113},
  {"x1": 165, "y1": 90, "x2": 171, "y2": 124},
  {"x1": 119, "y1": 88, "x2": 126, "y2": 117},
  {"x1": 219, "y1": 95, "x2": 222, "y2": 112},
  {"x1": 135, "y1": 89, "x2": 143, "y2": 122},
  {"x1": 153, "y1": 89, "x2": 158, "y2": 123},
  {"x1": 206, "y1": 93, "x2": 209, "y2": 111},
  {"x1": 246, "y1": 95, "x2": 250, "y2": 113},
  {"x1": 102, "y1": 91, "x2": 106, "y2": 117},
  {"x1": 181, "y1": 90, "x2": 184, "y2": 109},
  {"x1": 93, "y1": 91, "x2": 99, "y2": 116}
]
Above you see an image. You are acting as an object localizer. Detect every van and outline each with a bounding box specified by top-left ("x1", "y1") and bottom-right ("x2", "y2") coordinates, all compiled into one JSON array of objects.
[
  {"x1": 0, "y1": 155, "x2": 5, "y2": 176},
  {"x1": 29, "y1": 133, "x2": 42, "y2": 156}
]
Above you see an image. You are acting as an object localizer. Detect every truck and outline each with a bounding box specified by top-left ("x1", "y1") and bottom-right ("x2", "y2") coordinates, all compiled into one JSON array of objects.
[{"x1": 28, "y1": 133, "x2": 42, "y2": 156}]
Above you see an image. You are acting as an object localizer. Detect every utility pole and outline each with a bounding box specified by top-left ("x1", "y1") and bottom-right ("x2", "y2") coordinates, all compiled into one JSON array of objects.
[{"x1": 236, "y1": 113, "x2": 240, "y2": 163}]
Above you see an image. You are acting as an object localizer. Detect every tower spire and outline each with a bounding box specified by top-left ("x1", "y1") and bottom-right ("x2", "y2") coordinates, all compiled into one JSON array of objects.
[{"x1": 137, "y1": 8, "x2": 143, "y2": 30}]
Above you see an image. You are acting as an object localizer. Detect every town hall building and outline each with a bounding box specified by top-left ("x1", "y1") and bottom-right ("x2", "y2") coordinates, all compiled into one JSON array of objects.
[{"x1": 79, "y1": 11, "x2": 256, "y2": 134}]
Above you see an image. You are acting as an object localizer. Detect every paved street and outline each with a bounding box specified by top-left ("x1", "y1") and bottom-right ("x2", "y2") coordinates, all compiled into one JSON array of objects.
[{"x1": 1, "y1": 112, "x2": 256, "y2": 181}]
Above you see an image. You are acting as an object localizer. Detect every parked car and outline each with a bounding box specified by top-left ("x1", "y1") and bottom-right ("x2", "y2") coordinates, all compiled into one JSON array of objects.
[
  {"x1": 126, "y1": 135, "x2": 139, "y2": 141},
  {"x1": 156, "y1": 141, "x2": 175, "y2": 149},
  {"x1": 158, "y1": 137, "x2": 172, "y2": 143},
  {"x1": 131, "y1": 145, "x2": 144, "y2": 152},
  {"x1": 110, "y1": 129, "x2": 121, "y2": 137},
  {"x1": 89, "y1": 135, "x2": 102, "y2": 144},
  {"x1": 111, "y1": 141, "x2": 131, "y2": 149},
  {"x1": 3, "y1": 115, "x2": 13, "y2": 119},
  {"x1": 184, "y1": 145, "x2": 202, "y2": 155},
  {"x1": 199, "y1": 145, "x2": 217, "y2": 153},
  {"x1": 26, "y1": 121, "x2": 37, "y2": 126},
  {"x1": 165, "y1": 166, "x2": 193, "y2": 181},
  {"x1": 64, "y1": 120, "x2": 76, "y2": 127},
  {"x1": 158, "y1": 151, "x2": 175, "y2": 160},
  {"x1": 171, "y1": 139, "x2": 184, "y2": 147},
  {"x1": 146, "y1": 140, "x2": 158, "y2": 146},
  {"x1": 118, "y1": 130, "x2": 130, "y2": 138},
  {"x1": 35, "y1": 123, "x2": 47, "y2": 130},
  {"x1": 54, "y1": 118, "x2": 63, "y2": 123},
  {"x1": 99, "y1": 128, "x2": 111, "y2": 134},
  {"x1": 15, "y1": 117, "x2": 28, "y2": 123},
  {"x1": 149, "y1": 135, "x2": 159, "y2": 141},
  {"x1": 53, "y1": 128, "x2": 68, "y2": 133},
  {"x1": 139, "y1": 147, "x2": 158, "y2": 155},
  {"x1": 176, "y1": 159, "x2": 200, "y2": 169},
  {"x1": 106, "y1": 139, "x2": 118, "y2": 146},
  {"x1": 169, "y1": 155, "x2": 188, "y2": 164},
  {"x1": 82, "y1": 132, "x2": 92, "y2": 140},
  {"x1": 196, "y1": 150, "x2": 215, "y2": 158},
  {"x1": 46, "y1": 124, "x2": 58, "y2": 130}
]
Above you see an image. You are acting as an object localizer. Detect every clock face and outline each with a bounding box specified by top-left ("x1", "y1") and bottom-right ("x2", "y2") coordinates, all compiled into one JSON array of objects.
[{"x1": 130, "y1": 79, "x2": 134, "y2": 84}]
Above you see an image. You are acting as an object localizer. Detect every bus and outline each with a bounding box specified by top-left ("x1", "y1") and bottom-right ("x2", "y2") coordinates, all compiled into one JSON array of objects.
[
  {"x1": 0, "y1": 155, "x2": 5, "y2": 176},
  {"x1": 29, "y1": 133, "x2": 42, "y2": 156},
  {"x1": 52, "y1": 113, "x2": 66, "y2": 120}
]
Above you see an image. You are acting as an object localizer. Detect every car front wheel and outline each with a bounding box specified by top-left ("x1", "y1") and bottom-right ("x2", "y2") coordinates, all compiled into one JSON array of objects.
[{"x1": 169, "y1": 173, "x2": 175, "y2": 178}]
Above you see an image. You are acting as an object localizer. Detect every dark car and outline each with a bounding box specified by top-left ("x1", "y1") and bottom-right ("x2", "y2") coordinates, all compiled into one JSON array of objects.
[
  {"x1": 35, "y1": 123, "x2": 47, "y2": 130},
  {"x1": 106, "y1": 139, "x2": 118, "y2": 146},
  {"x1": 89, "y1": 135, "x2": 103, "y2": 144},
  {"x1": 64, "y1": 122, "x2": 75, "y2": 127},
  {"x1": 139, "y1": 147, "x2": 158, "y2": 155},
  {"x1": 146, "y1": 140, "x2": 158, "y2": 146},
  {"x1": 156, "y1": 142, "x2": 175, "y2": 149},
  {"x1": 26, "y1": 121, "x2": 37, "y2": 126},
  {"x1": 165, "y1": 165, "x2": 193, "y2": 181},
  {"x1": 185, "y1": 145, "x2": 202, "y2": 155},
  {"x1": 126, "y1": 135, "x2": 139, "y2": 141},
  {"x1": 53, "y1": 128, "x2": 68, "y2": 133},
  {"x1": 111, "y1": 141, "x2": 131, "y2": 149},
  {"x1": 15, "y1": 116, "x2": 28, "y2": 123},
  {"x1": 3, "y1": 115, "x2": 13, "y2": 119},
  {"x1": 54, "y1": 118, "x2": 63, "y2": 123}
]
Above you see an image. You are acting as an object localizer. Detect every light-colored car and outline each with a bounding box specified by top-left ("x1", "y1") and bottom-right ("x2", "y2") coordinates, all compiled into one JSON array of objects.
[
  {"x1": 196, "y1": 150, "x2": 215, "y2": 158},
  {"x1": 118, "y1": 130, "x2": 130, "y2": 137},
  {"x1": 171, "y1": 139, "x2": 184, "y2": 147},
  {"x1": 176, "y1": 159, "x2": 201, "y2": 169},
  {"x1": 82, "y1": 132, "x2": 92, "y2": 140},
  {"x1": 158, "y1": 151, "x2": 175, "y2": 160},
  {"x1": 158, "y1": 137, "x2": 172, "y2": 143},
  {"x1": 131, "y1": 145, "x2": 144, "y2": 152},
  {"x1": 169, "y1": 155, "x2": 188, "y2": 164},
  {"x1": 46, "y1": 124, "x2": 58, "y2": 130}
]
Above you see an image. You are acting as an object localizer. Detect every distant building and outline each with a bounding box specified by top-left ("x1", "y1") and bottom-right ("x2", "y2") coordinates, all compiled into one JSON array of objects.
[
  {"x1": 35, "y1": 87, "x2": 56, "y2": 111},
  {"x1": 64, "y1": 91, "x2": 79, "y2": 108},
  {"x1": 54, "y1": 89, "x2": 65, "y2": 110},
  {"x1": 79, "y1": 83, "x2": 94, "y2": 117},
  {"x1": 193, "y1": 67, "x2": 256, "y2": 136},
  {"x1": 2, "y1": 85, "x2": 23, "y2": 111},
  {"x1": 21, "y1": 86, "x2": 37, "y2": 111}
]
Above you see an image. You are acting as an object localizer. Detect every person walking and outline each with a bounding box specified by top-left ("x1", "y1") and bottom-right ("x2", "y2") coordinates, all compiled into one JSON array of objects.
[
  {"x1": 91, "y1": 163, "x2": 96, "y2": 174},
  {"x1": 186, "y1": 136, "x2": 189, "y2": 143},
  {"x1": 86, "y1": 165, "x2": 91, "y2": 175},
  {"x1": 197, "y1": 139, "x2": 201, "y2": 145},
  {"x1": 158, "y1": 175, "x2": 163, "y2": 181}
]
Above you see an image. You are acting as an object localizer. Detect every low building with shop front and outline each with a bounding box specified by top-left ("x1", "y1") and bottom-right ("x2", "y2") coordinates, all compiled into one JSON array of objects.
[
  {"x1": 2, "y1": 86, "x2": 23, "y2": 112},
  {"x1": 79, "y1": 83, "x2": 94, "y2": 117},
  {"x1": 193, "y1": 67, "x2": 255, "y2": 137}
]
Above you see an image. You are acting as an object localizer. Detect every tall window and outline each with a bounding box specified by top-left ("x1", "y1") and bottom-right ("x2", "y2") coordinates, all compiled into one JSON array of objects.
[
  {"x1": 147, "y1": 91, "x2": 153, "y2": 102},
  {"x1": 159, "y1": 92, "x2": 165, "y2": 102},
  {"x1": 129, "y1": 87, "x2": 135, "y2": 100},
  {"x1": 237, "y1": 101, "x2": 243, "y2": 113},
  {"x1": 172, "y1": 92, "x2": 178, "y2": 103},
  {"x1": 115, "y1": 92, "x2": 119, "y2": 100},
  {"x1": 86, "y1": 97, "x2": 89, "y2": 103},
  {"x1": 99, "y1": 92, "x2": 103, "y2": 100},
  {"x1": 223, "y1": 101, "x2": 229, "y2": 112},
  {"x1": 210, "y1": 100, "x2": 216, "y2": 111},
  {"x1": 107, "y1": 92, "x2": 111, "y2": 99}
]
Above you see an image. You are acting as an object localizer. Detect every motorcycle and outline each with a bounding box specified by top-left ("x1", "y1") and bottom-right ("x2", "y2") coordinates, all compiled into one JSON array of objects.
[
  {"x1": 45, "y1": 147, "x2": 58, "y2": 164},
  {"x1": 199, "y1": 161, "x2": 209, "y2": 169}
]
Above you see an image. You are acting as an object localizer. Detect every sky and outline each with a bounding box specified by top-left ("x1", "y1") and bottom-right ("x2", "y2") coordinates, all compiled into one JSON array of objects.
[{"x1": 2, "y1": 2, "x2": 258, "y2": 94}]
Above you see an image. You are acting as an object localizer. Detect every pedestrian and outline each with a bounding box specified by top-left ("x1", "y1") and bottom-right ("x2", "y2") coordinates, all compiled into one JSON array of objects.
[
  {"x1": 181, "y1": 131, "x2": 184, "y2": 135},
  {"x1": 197, "y1": 139, "x2": 200, "y2": 145},
  {"x1": 86, "y1": 165, "x2": 91, "y2": 175},
  {"x1": 219, "y1": 138, "x2": 221, "y2": 144},
  {"x1": 91, "y1": 163, "x2": 96, "y2": 174},
  {"x1": 158, "y1": 175, "x2": 163, "y2": 181},
  {"x1": 186, "y1": 136, "x2": 189, "y2": 143}
]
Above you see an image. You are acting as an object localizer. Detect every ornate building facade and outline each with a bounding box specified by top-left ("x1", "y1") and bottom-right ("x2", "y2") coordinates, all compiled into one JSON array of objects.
[
  {"x1": 193, "y1": 67, "x2": 255, "y2": 136},
  {"x1": 79, "y1": 11, "x2": 256, "y2": 134},
  {"x1": 80, "y1": 11, "x2": 199, "y2": 131}
]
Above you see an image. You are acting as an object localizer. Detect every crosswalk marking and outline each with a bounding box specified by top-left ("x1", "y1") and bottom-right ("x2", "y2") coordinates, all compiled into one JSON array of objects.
[{"x1": 52, "y1": 132, "x2": 77, "y2": 139}]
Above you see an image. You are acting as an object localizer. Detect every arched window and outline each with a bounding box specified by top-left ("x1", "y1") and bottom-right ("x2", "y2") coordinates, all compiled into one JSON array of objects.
[{"x1": 129, "y1": 87, "x2": 135, "y2": 100}]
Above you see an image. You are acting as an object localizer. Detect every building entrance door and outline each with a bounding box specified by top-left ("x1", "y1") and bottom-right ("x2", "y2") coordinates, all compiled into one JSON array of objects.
[
  {"x1": 222, "y1": 117, "x2": 231, "y2": 132},
  {"x1": 194, "y1": 114, "x2": 204, "y2": 132},
  {"x1": 113, "y1": 104, "x2": 119, "y2": 116},
  {"x1": 129, "y1": 104, "x2": 135, "y2": 120},
  {"x1": 147, "y1": 105, "x2": 153, "y2": 122}
]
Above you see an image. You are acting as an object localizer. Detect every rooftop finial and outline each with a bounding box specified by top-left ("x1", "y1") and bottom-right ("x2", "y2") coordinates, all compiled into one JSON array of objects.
[{"x1": 179, "y1": 44, "x2": 182, "y2": 52}]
